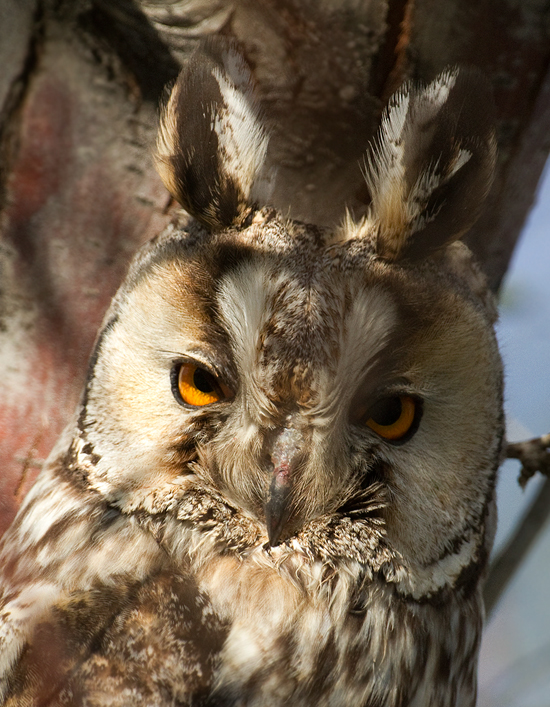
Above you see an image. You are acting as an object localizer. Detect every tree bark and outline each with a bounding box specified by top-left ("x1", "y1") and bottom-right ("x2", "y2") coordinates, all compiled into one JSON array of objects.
[{"x1": 1, "y1": 0, "x2": 550, "y2": 539}]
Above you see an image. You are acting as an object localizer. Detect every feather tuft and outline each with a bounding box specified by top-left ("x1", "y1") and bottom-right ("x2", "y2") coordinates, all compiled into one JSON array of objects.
[
  {"x1": 156, "y1": 40, "x2": 269, "y2": 230},
  {"x1": 363, "y1": 67, "x2": 496, "y2": 261}
]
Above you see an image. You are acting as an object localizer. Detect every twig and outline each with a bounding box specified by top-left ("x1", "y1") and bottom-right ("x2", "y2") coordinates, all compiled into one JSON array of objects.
[
  {"x1": 484, "y1": 433, "x2": 550, "y2": 617},
  {"x1": 506, "y1": 433, "x2": 550, "y2": 487}
]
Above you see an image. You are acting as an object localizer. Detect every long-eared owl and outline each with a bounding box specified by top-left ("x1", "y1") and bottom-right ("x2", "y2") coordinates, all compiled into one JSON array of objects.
[{"x1": 0, "y1": 40, "x2": 502, "y2": 707}]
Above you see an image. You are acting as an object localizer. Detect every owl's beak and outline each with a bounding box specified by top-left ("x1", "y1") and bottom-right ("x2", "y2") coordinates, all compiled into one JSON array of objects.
[
  {"x1": 265, "y1": 470, "x2": 293, "y2": 547},
  {"x1": 264, "y1": 425, "x2": 305, "y2": 547}
]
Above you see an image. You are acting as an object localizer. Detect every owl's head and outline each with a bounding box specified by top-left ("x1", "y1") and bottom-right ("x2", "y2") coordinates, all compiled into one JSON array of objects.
[{"x1": 75, "y1": 42, "x2": 502, "y2": 599}]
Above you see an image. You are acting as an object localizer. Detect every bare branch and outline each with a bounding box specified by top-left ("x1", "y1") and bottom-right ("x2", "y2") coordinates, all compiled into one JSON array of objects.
[
  {"x1": 506, "y1": 433, "x2": 550, "y2": 488},
  {"x1": 484, "y1": 433, "x2": 550, "y2": 617}
]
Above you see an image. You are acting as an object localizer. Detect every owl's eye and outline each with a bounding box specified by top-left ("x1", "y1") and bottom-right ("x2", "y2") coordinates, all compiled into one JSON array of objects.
[
  {"x1": 174, "y1": 362, "x2": 231, "y2": 407},
  {"x1": 365, "y1": 395, "x2": 418, "y2": 441}
]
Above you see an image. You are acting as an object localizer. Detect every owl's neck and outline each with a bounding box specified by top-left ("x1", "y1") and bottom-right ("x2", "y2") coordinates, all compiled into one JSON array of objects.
[{"x1": 107, "y1": 462, "x2": 488, "y2": 607}]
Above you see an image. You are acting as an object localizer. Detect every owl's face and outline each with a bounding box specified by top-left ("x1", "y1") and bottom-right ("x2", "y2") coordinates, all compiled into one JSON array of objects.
[
  {"x1": 80, "y1": 213, "x2": 502, "y2": 592},
  {"x1": 71, "y1": 44, "x2": 503, "y2": 604}
]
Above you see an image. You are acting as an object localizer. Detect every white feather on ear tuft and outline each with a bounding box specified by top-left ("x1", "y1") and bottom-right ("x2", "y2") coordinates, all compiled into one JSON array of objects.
[
  {"x1": 156, "y1": 40, "x2": 270, "y2": 231},
  {"x1": 363, "y1": 67, "x2": 496, "y2": 262},
  {"x1": 211, "y1": 64, "x2": 270, "y2": 207}
]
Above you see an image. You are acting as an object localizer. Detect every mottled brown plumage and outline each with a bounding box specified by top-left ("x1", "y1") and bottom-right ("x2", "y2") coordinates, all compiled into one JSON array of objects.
[{"x1": 0, "y1": 42, "x2": 502, "y2": 706}]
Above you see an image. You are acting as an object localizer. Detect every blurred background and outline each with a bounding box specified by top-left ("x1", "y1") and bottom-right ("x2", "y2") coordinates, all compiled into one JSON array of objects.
[{"x1": 478, "y1": 164, "x2": 550, "y2": 707}]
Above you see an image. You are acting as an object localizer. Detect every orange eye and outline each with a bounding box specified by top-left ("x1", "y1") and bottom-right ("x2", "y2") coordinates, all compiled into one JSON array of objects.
[
  {"x1": 365, "y1": 395, "x2": 417, "y2": 441},
  {"x1": 177, "y1": 363, "x2": 228, "y2": 407}
]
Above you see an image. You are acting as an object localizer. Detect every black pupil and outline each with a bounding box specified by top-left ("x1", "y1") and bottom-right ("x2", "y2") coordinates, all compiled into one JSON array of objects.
[
  {"x1": 193, "y1": 368, "x2": 215, "y2": 394},
  {"x1": 369, "y1": 396, "x2": 402, "y2": 426}
]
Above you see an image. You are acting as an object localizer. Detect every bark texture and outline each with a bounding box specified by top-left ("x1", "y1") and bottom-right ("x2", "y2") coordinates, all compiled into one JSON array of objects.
[{"x1": 1, "y1": 0, "x2": 550, "y2": 534}]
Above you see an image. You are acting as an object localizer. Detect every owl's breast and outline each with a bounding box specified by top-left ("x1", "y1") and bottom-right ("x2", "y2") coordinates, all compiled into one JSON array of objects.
[
  {"x1": 124, "y1": 509, "x2": 476, "y2": 707},
  {"x1": 106, "y1": 475, "x2": 482, "y2": 707},
  {"x1": 0, "y1": 465, "x2": 481, "y2": 707},
  {"x1": 192, "y1": 551, "x2": 479, "y2": 707}
]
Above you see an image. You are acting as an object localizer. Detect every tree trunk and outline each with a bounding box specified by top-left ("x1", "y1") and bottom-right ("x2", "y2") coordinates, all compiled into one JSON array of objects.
[{"x1": 1, "y1": 0, "x2": 550, "y2": 534}]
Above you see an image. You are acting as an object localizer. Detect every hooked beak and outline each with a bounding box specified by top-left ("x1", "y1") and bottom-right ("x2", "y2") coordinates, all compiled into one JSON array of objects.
[{"x1": 264, "y1": 425, "x2": 305, "y2": 547}]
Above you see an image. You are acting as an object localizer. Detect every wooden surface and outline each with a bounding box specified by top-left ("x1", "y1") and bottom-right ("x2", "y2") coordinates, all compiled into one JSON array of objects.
[{"x1": 1, "y1": 0, "x2": 550, "y2": 534}]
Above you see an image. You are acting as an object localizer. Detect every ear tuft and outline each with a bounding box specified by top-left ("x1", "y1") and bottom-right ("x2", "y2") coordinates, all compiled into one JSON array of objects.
[
  {"x1": 364, "y1": 68, "x2": 496, "y2": 262},
  {"x1": 155, "y1": 40, "x2": 269, "y2": 231}
]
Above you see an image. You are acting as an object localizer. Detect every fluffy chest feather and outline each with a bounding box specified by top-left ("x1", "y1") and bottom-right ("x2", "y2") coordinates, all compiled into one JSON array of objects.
[{"x1": 1, "y1": 465, "x2": 481, "y2": 707}]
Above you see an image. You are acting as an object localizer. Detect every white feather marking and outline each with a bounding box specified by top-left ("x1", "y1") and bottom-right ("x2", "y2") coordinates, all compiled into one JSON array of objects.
[
  {"x1": 213, "y1": 67, "x2": 269, "y2": 203},
  {"x1": 333, "y1": 209, "x2": 377, "y2": 243},
  {"x1": 339, "y1": 288, "x2": 396, "y2": 382},
  {"x1": 221, "y1": 624, "x2": 263, "y2": 672},
  {"x1": 0, "y1": 582, "x2": 60, "y2": 695},
  {"x1": 12, "y1": 474, "x2": 83, "y2": 550},
  {"x1": 363, "y1": 68, "x2": 460, "y2": 253},
  {"x1": 155, "y1": 82, "x2": 181, "y2": 199},
  {"x1": 395, "y1": 532, "x2": 480, "y2": 600},
  {"x1": 309, "y1": 287, "x2": 396, "y2": 421},
  {"x1": 363, "y1": 89, "x2": 410, "y2": 236},
  {"x1": 421, "y1": 68, "x2": 458, "y2": 112},
  {"x1": 450, "y1": 148, "x2": 472, "y2": 175},
  {"x1": 217, "y1": 263, "x2": 269, "y2": 368},
  {"x1": 216, "y1": 263, "x2": 280, "y2": 420}
]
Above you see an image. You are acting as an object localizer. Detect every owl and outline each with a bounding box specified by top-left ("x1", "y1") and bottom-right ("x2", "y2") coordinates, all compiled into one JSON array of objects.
[{"x1": 0, "y1": 41, "x2": 502, "y2": 707}]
